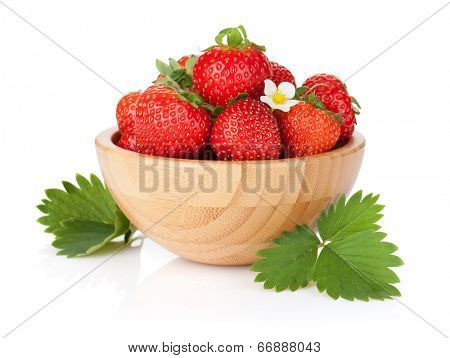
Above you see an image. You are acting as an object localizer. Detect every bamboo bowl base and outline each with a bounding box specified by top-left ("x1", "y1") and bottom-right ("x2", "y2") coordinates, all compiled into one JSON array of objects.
[{"x1": 96, "y1": 128, "x2": 365, "y2": 265}]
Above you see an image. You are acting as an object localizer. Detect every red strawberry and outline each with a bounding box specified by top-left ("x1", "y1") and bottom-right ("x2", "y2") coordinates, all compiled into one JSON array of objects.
[
  {"x1": 117, "y1": 131, "x2": 137, "y2": 151},
  {"x1": 270, "y1": 61, "x2": 296, "y2": 86},
  {"x1": 303, "y1": 74, "x2": 345, "y2": 91},
  {"x1": 177, "y1": 55, "x2": 192, "y2": 68},
  {"x1": 116, "y1": 91, "x2": 141, "y2": 134},
  {"x1": 128, "y1": 84, "x2": 211, "y2": 158},
  {"x1": 302, "y1": 74, "x2": 359, "y2": 143},
  {"x1": 275, "y1": 102, "x2": 340, "y2": 157},
  {"x1": 211, "y1": 99, "x2": 281, "y2": 160},
  {"x1": 193, "y1": 26, "x2": 271, "y2": 107}
]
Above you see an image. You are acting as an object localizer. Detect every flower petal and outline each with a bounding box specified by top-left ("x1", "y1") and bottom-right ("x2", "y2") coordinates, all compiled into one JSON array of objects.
[
  {"x1": 273, "y1": 104, "x2": 291, "y2": 112},
  {"x1": 260, "y1": 96, "x2": 276, "y2": 108},
  {"x1": 263, "y1": 79, "x2": 277, "y2": 96},
  {"x1": 284, "y1": 99, "x2": 300, "y2": 108},
  {"x1": 278, "y1": 82, "x2": 296, "y2": 99}
]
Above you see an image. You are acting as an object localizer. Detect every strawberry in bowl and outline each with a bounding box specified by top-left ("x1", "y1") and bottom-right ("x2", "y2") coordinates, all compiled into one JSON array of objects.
[
  {"x1": 302, "y1": 74, "x2": 361, "y2": 143},
  {"x1": 270, "y1": 61, "x2": 296, "y2": 87},
  {"x1": 116, "y1": 84, "x2": 212, "y2": 158},
  {"x1": 192, "y1": 26, "x2": 271, "y2": 107},
  {"x1": 210, "y1": 99, "x2": 282, "y2": 160}
]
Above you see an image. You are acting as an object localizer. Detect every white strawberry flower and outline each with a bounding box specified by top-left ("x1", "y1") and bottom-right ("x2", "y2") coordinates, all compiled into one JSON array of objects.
[{"x1": 260, "y1": 79, "x2": 299, "y2": 112}]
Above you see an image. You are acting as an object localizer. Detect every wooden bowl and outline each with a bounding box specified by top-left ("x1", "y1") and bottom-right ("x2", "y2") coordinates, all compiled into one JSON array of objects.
[{"x1": 96, "y1": 127, "x2": 365, "y2": 265}]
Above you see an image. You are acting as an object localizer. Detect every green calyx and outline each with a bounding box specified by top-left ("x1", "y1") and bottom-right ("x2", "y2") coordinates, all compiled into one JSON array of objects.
[
  {"x1": 209, "y1": 25, "x2": 266, "y2": 51},
  {"x1": 295, "y1": 83, "x2": 362, "y2": 122},
  {"x1": 154, "y1": 57, "x2": 250, "y2": 118},
  {"x1": 154, "y1": 73, "x2": 250, "y2": 118},
  {"x1": 228, "y1": 92, "x2": 248, "y2": 106},
  {"x1": 180, "y1": 91, "x2": 223, "y2": 117},
  {"x1": 154, "y1": 76, "x2": 222, "y2": 117},
  {"x1": 295, "y1": 87, "x2": 344, "y2": 124},
  {"x1": 155, "y1": 55, "x2": 197, "y2": 89},
  {"x1": 350, "y1": 95, "x2": 361, "y2": 116}
]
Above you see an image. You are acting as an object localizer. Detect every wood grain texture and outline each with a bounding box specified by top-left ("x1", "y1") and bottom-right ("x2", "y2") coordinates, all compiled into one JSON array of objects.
[{"x1": 96, "y1": 127, "x2": 365, "y2": 265}]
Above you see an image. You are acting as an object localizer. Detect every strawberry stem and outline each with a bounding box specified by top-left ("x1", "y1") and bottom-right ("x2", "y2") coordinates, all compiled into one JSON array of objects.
[{"x1": 211, "y1": 25, "x2": 266, "y2": 51}]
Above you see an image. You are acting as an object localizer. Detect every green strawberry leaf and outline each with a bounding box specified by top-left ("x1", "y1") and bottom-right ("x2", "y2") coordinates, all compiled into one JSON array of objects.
[
  {"x1": 251, "y1": 225, "x2": 320, "y2": 292},
  {"x1": 250, "y1": 190, "x2": 403, "y2": 301},
  {"x1": 317, "y1": 191, "x2": 384, "y2": 241},
  {"x1": 52, "y1": 210, "x2": 131, "y2": 257},
  {"x1": 37, "y1": 174, "x2": 118, "y2": 233},
  {"x1": 38, "y1": 174, "x2": 133, "y2": 257},
  {"x1": 317, "y1": 191, "x2": 384, "y2": 242},
  {"x1": 313, "y1": 230, "x2": 403, "y2": 301}
]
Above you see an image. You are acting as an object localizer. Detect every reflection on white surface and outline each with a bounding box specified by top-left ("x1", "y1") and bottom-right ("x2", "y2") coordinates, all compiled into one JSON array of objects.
[
  {"x1": 119, "y1": 252, "x2": 391, "y2": 327},
  {"x1": 31, "y1": 238, "x2": 410, "y2": 337},
  {"x1": 33, "y1": 236, "x2": 396, "y2": 331},
  {"x1": 121, "y1": 258, "x2": 256, "y2": 322},
  {"x1": 37, "y1": 239, "x2": 144, "y2": 292}
]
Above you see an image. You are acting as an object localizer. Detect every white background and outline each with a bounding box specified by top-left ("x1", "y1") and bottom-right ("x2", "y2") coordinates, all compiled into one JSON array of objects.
[{"x1": 1, "y1": 0, "x2": 449, "y2": 356}]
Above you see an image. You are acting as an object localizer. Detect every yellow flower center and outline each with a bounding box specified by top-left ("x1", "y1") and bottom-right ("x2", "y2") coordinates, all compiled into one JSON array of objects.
[{"x1": 272, "y1": 91, "x2": 286, "y2": 104}]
